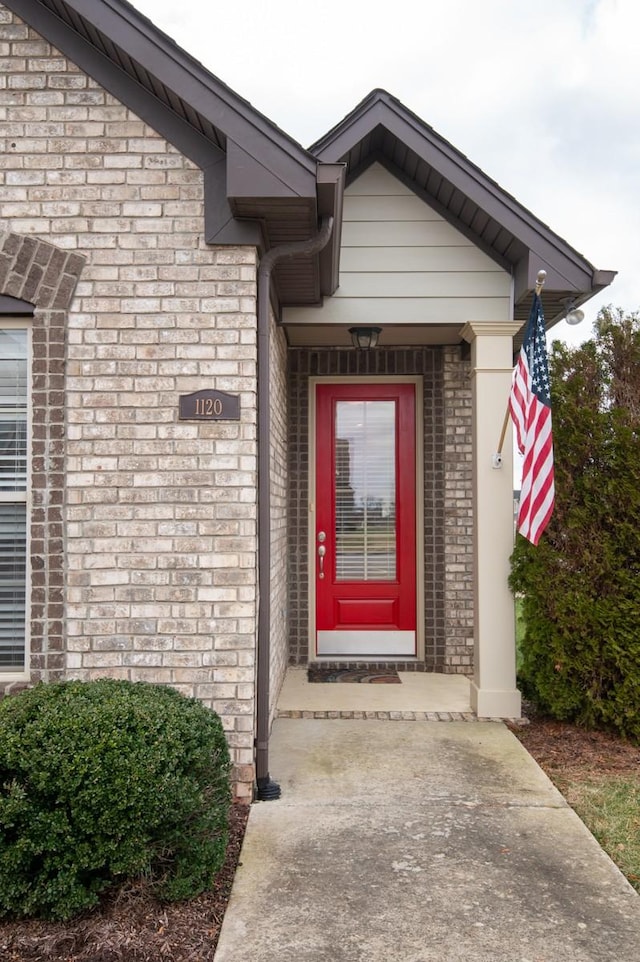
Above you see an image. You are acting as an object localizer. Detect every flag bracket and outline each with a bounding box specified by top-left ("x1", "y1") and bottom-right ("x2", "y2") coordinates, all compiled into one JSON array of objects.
[{"x1": 494, "y1": 409, "x2": 510, "y2": 460}]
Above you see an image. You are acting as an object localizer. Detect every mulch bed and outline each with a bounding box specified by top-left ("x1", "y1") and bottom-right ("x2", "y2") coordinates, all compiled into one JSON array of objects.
[
  {"x1": 509, "y1": 714, "x2": 640, "y2": 778},
  {"x1": 0, "y1": 803, "x2": 249, "y2": 962}
]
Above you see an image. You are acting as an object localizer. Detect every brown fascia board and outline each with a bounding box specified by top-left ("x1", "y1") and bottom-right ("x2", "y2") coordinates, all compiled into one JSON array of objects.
[
  {"x1": 7, "y1": 0, "x2": 317, "y2": 197},
  {"x1": 227, "y1": 141, "x2": 309, "y2": 200},
  {"x1": 312, "y1": 90, "x2": 612, "y2": 299},
  {"x1": 218, "y1": 149, "x2": 343, "y2": 295},
  {"x1": 316, "y1": 164, "x2": 346, "y2": 296},
  {"x1": 513, "y1": 253, "x2": 617, "y2": 309},
  {"x1": 204, "y1": 157, "x2": 265, "y2": 248},
  {"x1": 593, "y1": 269, "x2": 618, "y2": 292},
  {"x1": 513, "y1": 254, "x2": 590, "y2": 306}
]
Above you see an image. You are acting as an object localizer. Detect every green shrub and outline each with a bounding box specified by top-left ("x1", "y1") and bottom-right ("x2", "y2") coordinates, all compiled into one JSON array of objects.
[
  {"x1": 0, "y1": 679, "x2": 231, "y2": 920},
  {"x1": 511, "y1": 309, "x2": 640, "y2": 740}
]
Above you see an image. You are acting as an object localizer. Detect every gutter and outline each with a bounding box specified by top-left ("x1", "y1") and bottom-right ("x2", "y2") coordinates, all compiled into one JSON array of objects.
[{"x1": 255, "y1": 215, "x2": 334, "y2": 801}]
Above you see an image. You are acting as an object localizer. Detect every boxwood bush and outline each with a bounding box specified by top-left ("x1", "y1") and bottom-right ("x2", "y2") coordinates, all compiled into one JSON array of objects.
[{"x1": 0, "y1": 679, "x2": 231, "y2": 920}]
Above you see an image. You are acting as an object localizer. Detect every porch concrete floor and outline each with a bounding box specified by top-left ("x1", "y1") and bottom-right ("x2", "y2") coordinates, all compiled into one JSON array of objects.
[{"x1": 277, "y1": 667, "x2": 473, "y2": 715}]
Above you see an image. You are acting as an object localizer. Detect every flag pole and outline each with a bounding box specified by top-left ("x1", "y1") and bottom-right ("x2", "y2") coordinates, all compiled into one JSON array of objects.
[{"x1": 493, "y1": 270, "x2": 547, "y2": 464}]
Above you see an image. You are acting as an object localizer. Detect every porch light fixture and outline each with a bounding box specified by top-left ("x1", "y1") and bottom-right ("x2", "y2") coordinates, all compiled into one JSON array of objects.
[
  {"x1": 349, "y1": 326, "x2": 382, "y2": 349},
  {"x1": 561, "y1": 297, "x2": 585, "y2": 326}
]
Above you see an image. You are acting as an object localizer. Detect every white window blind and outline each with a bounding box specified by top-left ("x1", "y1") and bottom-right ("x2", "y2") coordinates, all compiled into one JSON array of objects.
[
  {"x1": 0, "y1": 328, "x2": 28, "y2": 671},
  {"x1": 335, "y1": 400, "x2": 397, "y2": 582}
]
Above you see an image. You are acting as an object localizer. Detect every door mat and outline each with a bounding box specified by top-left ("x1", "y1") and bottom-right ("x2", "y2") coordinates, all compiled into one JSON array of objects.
[{"x1": 307, "y1": 668, "x2": 401, "y2": 684}]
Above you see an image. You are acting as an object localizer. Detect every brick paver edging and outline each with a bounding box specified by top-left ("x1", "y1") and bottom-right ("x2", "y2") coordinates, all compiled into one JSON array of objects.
[{"x1": 277, "y1": 709, "x2": 528, "y2": 723}]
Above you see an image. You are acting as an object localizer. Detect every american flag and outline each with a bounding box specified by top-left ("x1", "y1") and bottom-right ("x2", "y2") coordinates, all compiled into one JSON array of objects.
[{"x1": 509, "y1": 292, "x2": 555, "y2": 544}]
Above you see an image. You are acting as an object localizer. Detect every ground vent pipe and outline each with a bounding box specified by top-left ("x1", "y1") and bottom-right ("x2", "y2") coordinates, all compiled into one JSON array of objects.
[{"x1": 255, "y1": 215, "x2": 334, "y2": 801}]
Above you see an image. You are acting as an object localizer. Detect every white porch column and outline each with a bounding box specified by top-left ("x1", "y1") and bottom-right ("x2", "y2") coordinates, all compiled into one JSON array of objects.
[{"x1": 460, "y1": 321, "x2": 522, "y2": 718}]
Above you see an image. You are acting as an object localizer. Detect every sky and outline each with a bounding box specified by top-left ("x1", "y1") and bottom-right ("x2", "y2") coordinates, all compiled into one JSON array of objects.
[{"x1": 127, "y1": 0, "x2": 640, "y2": 350}]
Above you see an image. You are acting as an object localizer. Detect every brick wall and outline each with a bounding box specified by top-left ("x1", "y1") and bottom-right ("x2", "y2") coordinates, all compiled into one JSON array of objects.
[
  {"x1": 0, "y1": 232, "x2": 84, "y2": 686},
  {"x1": 287, "y1": 347, "x2": 472, "y2": 673},
  {"x1": 0, "y1": 9, "x2": 259, "y2": 799},
  {"x1": 443, "y1": 345, "x2": 474, "y2": 672},
  {"x1": 269, "y1": 315, "x2": 288, "y2": 717}
]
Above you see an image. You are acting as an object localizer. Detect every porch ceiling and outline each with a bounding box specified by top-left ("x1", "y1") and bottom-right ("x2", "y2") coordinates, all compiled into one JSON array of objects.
[{"x1": 286, "y1": 324, "x2": 462, "y2": 348}]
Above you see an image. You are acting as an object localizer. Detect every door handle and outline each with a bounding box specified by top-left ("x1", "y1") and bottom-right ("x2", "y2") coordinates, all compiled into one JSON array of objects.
[{"x1": 317, "y1": 544, "x2": 326, "y2": 578}]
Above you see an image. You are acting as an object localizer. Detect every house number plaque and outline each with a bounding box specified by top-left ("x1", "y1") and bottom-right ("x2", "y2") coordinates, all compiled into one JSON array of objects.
[{"x1": 179, "y1": 389, "x2": 240, "y2": 421}]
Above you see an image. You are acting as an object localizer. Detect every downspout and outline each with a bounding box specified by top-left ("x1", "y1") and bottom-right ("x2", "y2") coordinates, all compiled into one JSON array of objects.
[{"x1": 255, "y1": 214, "x2": 334, "y2": 801}]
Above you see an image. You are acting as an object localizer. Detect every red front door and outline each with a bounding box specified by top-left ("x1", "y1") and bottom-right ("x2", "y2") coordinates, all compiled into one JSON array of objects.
[{"x1": 314, "y1": 382, "x2": 416, "y2": 657}]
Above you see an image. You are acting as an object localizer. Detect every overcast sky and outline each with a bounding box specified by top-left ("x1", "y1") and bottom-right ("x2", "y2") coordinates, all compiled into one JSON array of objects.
[{"x1": 129, "y1": 0, "x2": 639, "y2": 349}]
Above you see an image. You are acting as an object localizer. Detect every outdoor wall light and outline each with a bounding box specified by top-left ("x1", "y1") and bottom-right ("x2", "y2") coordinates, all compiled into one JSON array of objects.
[
  {"x1": 561, "y1": 297, "x2": 586, "y2": 326},
  {"x1": 348, "y1": 326, "x2": 382, "y2": 349}
]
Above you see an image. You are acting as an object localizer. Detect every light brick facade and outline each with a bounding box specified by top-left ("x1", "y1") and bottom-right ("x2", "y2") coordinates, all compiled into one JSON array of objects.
[{"x1": 0, "y1": 9, "x2": 258, "y2": 799}]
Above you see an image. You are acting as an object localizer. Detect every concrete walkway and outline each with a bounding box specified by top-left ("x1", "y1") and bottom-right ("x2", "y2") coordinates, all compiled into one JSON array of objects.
[{"x1": 215, "y1": 720, "x2": 640, "y2": 962}]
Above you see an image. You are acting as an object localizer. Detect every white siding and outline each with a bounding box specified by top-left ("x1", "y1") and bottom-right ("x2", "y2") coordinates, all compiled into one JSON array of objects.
[{"x1": 283, "y1": 163, "x2": 511, "y2": 331}]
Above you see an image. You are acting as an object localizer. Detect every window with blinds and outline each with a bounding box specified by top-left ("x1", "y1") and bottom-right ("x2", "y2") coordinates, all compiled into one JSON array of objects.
[
  {"x1": 335, "y1": 400, "x2": 397, "y2": 582},
  {"x1": 0, "y1": 328, "x2": 28, "y2": 671}
]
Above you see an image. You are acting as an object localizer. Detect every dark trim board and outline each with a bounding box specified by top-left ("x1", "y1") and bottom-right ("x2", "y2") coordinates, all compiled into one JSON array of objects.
[{"x1": 0, "y1": 295, "x2": 35, "y2": 315}]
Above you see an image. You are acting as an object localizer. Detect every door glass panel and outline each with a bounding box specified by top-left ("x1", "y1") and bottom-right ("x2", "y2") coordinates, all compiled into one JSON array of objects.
[{"x1": 335, "y1": 400, "x2": 396, "y2": 581}]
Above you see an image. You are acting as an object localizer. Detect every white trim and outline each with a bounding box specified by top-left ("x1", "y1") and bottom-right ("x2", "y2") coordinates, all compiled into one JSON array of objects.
[
  {"x1": 317, "y1": 630, "x2": 416, "y2": 656},
  {"x1": 308, "y1": 375, "x2": 424, "y2": 662},
  {"x1": 0, "y1": 319, "x2": 32, "y2": 682}
]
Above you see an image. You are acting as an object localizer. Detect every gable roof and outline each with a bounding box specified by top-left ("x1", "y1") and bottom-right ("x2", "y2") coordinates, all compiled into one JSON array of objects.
[
  {"x1": 311, "y1": 90, "x2": 615, "y2": 327},
  {"x1": 4, "y1": 4, "x2": 614, "y2": 325}
]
